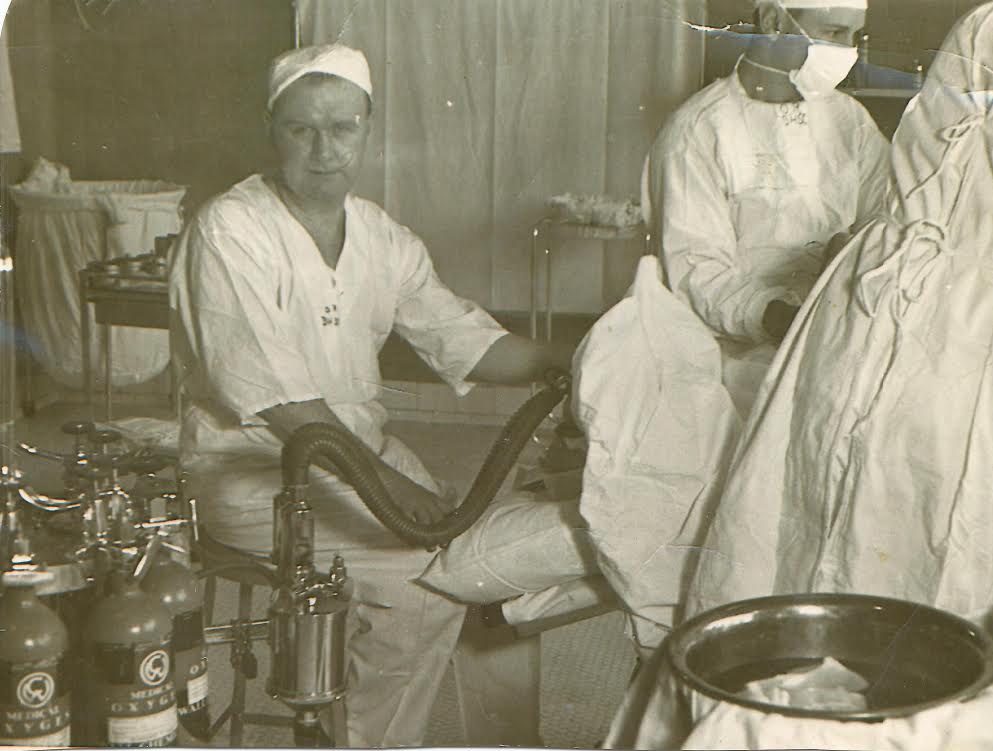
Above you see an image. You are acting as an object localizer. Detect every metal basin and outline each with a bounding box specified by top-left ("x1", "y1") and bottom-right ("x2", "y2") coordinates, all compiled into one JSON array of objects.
[{"x1": 666, "y1": 594, "x2": 993, "y2": 722}]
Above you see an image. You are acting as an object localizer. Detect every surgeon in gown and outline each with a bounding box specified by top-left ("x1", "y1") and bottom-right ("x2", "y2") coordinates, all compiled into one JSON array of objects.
[
  {"x1": 170, "y1": 45, "x2": 571, "y2": 748},
  {"x1": 608, "y1": 4, "x2": 993, "y2": 748},
  {"x1": 643, "y1": 0, "x2": 889, "y2": 418}
]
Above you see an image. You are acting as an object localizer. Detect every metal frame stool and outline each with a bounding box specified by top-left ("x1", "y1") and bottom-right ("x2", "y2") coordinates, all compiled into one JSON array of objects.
[{"x1": 198, "y1": 531, "x2": 334, "y2": 747}]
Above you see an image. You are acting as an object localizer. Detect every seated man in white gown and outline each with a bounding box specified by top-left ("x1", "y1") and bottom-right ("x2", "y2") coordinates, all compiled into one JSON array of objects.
[{"x1": 170, "y1": 44, "x2": 573, "y2": 748}]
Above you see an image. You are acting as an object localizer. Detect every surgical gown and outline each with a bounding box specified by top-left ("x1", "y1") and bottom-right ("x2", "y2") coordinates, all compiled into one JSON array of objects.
[
  {"x1": 644, "y1": 64, "x2": 890, "y2": 416},
  {"x1": 169, "y1": 175, "x2": 507, "y2": 747},
  {"x1": 608, "y1": 5, "x2": 993, "y2": 748}
]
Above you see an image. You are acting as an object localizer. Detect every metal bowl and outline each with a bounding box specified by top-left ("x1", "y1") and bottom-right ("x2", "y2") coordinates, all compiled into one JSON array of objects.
[{"x1": 666, "y1": 594, "x2": 993, "y2": 722}]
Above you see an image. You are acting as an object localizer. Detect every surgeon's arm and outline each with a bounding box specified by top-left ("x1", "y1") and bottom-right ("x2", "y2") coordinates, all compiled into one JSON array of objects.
[
  {"x1": 468, "y1": 334, "x2": 574, "y2": 385},
  {"x1": 181, "y1": 217, "x2": 449, "y2": 526},
  {"x1": 259, "y1": 400, "x2": 451, "y2": 525},
  {"x1": 393, "y1": 228, "x2": 576, "y2": 392},
  {"x1": 650, "y1": 121, "x2": 796, "y2": 345}
]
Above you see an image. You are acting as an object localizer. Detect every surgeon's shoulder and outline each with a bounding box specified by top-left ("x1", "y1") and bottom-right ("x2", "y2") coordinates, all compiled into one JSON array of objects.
[
  {"x1": 190, "y1": 176, "x2": 274, "y2": 252},
  {"x1": 826, "y1": 89, "x2": 887, "y2": 142},
  {"x1": 347, "y1": 195, "x2": 430, "y2": 264},
  {"x1": 654, "y1": 78, "x2": 729, "y2": 153},
  {"x1": 825, "y1": 89, "x2": 878, "y2": 124}
]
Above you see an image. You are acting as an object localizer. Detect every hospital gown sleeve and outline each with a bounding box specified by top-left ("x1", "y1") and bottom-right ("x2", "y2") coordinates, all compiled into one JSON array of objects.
[
  {"x1": 650, "y1": 121, "x2": 791, "y2": 344},
  {"x1": 178, "y1": 210, "x2": 323, "y2": 422},
  {"x1": 391, "y1": 226, "x2": 508, "y2": 396}
]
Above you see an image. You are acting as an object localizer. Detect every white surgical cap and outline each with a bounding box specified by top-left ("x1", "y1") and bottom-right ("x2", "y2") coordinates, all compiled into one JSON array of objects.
[
  {"x1": 756, "y1": 0, "x2": 867, "y2": 8},
  {"x1": 268, "y1": 44, "x2": 373, "y2": 111}
]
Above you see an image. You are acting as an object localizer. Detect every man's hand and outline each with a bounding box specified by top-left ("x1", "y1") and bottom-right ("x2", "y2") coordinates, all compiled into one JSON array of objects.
[
  {"x1": 262, "y1": 400, "x2": 457, "y2": 526},
  {"x1": 763, "y1": 300, "x2": 800, "y2": 342},
  {"x1": 378, "y1": 464, "x2": 451, "y2": 526}
]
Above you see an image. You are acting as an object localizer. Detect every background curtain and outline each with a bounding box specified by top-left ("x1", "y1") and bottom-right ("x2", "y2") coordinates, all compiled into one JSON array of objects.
[
  {"x1": 0, "y1": 25, "x2": 21, "y2": 155},
  {"x1": 298, "y1": 0, "x2": 706, "y2": 313}
]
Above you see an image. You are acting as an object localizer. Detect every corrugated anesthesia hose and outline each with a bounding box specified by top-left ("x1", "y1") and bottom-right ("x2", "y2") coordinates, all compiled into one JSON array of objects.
[{"x1": 281, "y1": 371, "x2": 571, "y2": 549}]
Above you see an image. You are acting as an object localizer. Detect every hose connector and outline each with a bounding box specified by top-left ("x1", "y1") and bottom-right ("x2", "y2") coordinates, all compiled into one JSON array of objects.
[{"x1": 544, "y1": 368, "x2": 572, "y2": 395}]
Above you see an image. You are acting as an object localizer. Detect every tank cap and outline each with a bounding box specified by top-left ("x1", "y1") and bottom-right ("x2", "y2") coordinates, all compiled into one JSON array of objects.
[{"x1": 1, "y1": 569, "x2": 55, "y2": 588}]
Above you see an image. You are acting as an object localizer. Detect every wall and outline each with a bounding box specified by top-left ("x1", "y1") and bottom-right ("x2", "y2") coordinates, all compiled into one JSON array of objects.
[
  {"x1": 3, "y1": 0, "x2": 706, "y2": 314},
  {"x1": 2, "y1": 0, "x2": 294, "y2": 209}
]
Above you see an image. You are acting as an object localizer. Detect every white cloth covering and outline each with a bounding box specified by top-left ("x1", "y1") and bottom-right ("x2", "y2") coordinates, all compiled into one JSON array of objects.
[
  {"x1": 416, "y1": 494, "x2": 597, "y2": 605},
  {"x1": 572, "y1": 256, "x2": 741, "y2": 652},
  {"x1": 607, "y1": 4, "x2": 993, "y2": 749},
  {"x1": 644, "y1": 63, "x2": 889, "y2": 416},
  {"x1": 268, "y1": 44, "x2": 374, "y2": 110},
  {"x1": 685, "y1": 685, "x2": 993, "y2": 751},
  {"x1": 169, "y1": 174, "x2": 507, "y2": 747},
  {"x1": 685, "y1": 0, "x2": 993, "y2": 631},
  {"x1": 610, "y1": 658, "x2": 993, "y2": 751},
  {"x1": 11, "y1": 161, "x2": 182, "y2": 389}
]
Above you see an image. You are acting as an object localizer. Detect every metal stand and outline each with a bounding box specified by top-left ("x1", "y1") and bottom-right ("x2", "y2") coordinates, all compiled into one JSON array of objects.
[
  {"x1": 529, "y1": 218, "x2": 653, "y2": 344},
  {"x1": 78, "y1": 267, "x2": 171, "y2": 421}
]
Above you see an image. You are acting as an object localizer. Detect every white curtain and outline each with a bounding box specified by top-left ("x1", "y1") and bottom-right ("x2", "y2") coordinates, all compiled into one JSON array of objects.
[
  {"x1": 298, "y1": 0, "x2": 706, "y2": 312},
  {"x1": 0, "y1": 24, "x2": 21, "y2": 154}
]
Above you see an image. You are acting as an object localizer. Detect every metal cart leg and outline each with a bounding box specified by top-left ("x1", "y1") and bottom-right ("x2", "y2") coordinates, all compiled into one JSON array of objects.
[
  {"x1": 80, "y1": 272, "x2": 93, "y2": 416},
  {"x1": 544, "y1": 241, "x2": 553, "y2": 344},
  {"x1": 229, "y1": 582, "x2": 253, "y2": 748},
  {"x1": 530, "y1": 225, "x2": 540, "y2": 342},
  {"x1": 103, "y1": 322, "x2": 113, "y2": 422}
]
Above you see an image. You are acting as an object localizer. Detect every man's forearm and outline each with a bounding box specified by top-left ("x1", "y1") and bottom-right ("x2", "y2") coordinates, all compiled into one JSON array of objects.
[
  {"x1": 468, "y1": 333, "x2": 573, "y2": 386},
  {"x1": 259, "y1": 399, "x2": 449, "y2": 524},
  {"x1": 259, "y1": 399, "x2": 385, "y2": 476}
]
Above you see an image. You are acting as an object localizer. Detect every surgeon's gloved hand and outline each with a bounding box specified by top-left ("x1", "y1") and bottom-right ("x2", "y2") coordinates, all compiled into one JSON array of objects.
[
  {"x1": 378, "y1": 463, "x2": 450, "y2": 526},
  {"x1": 763, "y1": 300, "x2": 801, "y2": 342}
]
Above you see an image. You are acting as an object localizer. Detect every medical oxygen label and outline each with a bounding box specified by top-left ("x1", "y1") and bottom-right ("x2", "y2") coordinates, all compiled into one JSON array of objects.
[
  {"x1": 0, "y1": 656, "x2": 72, "y2": 745},
  {"x1": 91, "y1": 641, "x2": 178, "y2": 747}
]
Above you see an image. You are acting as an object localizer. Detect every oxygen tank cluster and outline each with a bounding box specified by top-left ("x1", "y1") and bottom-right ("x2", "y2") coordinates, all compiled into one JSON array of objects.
[{"x1": 0, "y1": 423, "x2": 208, "y2": 747}]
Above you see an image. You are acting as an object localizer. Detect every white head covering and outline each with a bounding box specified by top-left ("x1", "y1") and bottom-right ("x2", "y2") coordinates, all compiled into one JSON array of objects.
[
  {"x1": 268, "y1": 44, "x2": 373, "y2": 111},
  {"x1": 755, "y1": 0, "x2": 867, "y2": 8}
]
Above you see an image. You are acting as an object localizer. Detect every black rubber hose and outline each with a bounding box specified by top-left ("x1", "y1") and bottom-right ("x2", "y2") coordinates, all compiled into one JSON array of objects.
[{"x1": 281, "y1": 372, "x2": 571, "y2": 549}]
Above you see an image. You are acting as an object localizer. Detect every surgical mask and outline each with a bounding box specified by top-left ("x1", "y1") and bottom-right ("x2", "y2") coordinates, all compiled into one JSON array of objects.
[
  {"x1": 789, "y1": 43, "x2": 858, "y2": 99},
  {"x1": 784, "y1": 11, "x2": 858, "y2": 100}
]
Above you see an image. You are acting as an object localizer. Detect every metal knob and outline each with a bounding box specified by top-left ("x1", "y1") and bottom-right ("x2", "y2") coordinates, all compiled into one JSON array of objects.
[
  {"x1": 90, "y1": 429, "x2": 123, "y2": 455},
  {"x1": 61, "y1": 421, "x2": 95, "y2": 437}
]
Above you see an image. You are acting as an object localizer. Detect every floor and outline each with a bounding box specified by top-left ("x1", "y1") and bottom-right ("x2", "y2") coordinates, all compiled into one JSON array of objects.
[{"x1": 8, "y1": 399, "x2": 636, "y2": 749}]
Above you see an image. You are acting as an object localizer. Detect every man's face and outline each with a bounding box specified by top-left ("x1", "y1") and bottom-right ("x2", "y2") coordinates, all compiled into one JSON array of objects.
[
  {"x1": 783, "y1": 7, "x2": 866, "y2": 46},
  {"x1": 270, "y1": 74, "x2": 371, "y2": 205}
]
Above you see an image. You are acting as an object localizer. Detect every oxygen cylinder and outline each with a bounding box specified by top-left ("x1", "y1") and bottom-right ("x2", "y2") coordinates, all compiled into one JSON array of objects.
[
  {"x1": 140, "y1": 554, "x2": 209, "y2": 740},
  {"x1": 0, "y1": 569, "x2": 72, "y2": 747},
  {"x1": 81, "y1": 563, "x2": 178, "y2": 747}
]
